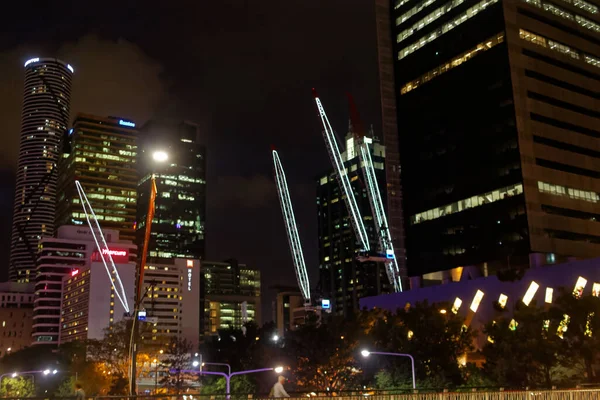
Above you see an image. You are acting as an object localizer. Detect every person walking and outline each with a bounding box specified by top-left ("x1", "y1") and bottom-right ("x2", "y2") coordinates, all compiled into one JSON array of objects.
[
  {"x1": 75, "y1": 383, "x2": 85, "y2": 400},
  {"x1": 271, "y1": 375, "x2": 290, "y2": 398}
]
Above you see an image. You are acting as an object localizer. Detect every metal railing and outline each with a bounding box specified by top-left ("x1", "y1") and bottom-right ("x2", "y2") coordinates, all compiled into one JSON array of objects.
[{"x1": 1, "y1": 389, "x2": 599, "y2": 400}]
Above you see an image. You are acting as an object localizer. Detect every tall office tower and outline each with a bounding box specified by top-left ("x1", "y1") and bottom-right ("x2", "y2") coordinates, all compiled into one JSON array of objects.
[
  {"x1": 317, "y1": 127, "x2": 391, "y2": 317},
  {"x1": 199, "y1": 259, "x2": 261, "y2": 338},
  {"x1": 376, "y1": 0, "x2": 600, "y2": 281},
  {"x1": 9, "y1": 58, "x2": 74, "y2": 282},
  {"x1": 56, "y1": 114, "x2": 138, "y2": 242},
  {"x1": 33, "y1": 225, "x2": 136, "y2": 346},
  {"x1": 137, "y1": 120, "x2": 206, "y2": 261}
]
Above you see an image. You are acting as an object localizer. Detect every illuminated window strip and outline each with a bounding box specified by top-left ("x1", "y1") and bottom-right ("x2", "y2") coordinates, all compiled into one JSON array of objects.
[
  {"x1": 573, "y1": 0, "x2": 598, "y2": 14},
  {"x1": 401, "y1": 33, "x2": 504, "y2": 95},
  {"x1": 519, "y1": 29, "x2": 600, "y2": 68},
  {"x1": 396, "y1": 0, "x2": 437, "y2": 23},
  {"x1": 395, "y1": 0, "x2": 414, "y2": 10},
  {"x1": 411, "y1": 183, "x2": 523, "y2": 225},
  {"x1": 537, "y1": 181, "x2": 600, "y2": 203},
  {"x1": 521, "y1": 0, "x2": 600, "y2": 35},
  {"x1": 397, "y1": 0, "x2": 456, "y2": 38},
  {"x1": 399, "y1": 0, "x2": 499, "y2": 60}
]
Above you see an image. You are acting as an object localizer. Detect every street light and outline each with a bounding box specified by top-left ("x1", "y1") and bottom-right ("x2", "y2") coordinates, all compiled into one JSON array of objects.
[
  {"x1": 360, "y1": 350, "x2": 416, "y2": 390},
  {"x1": 152, "y1": 151, "x2": 168, "y2": 162},
  {"x1": 180, "y1": 365, "x2": 284, "y2": 399},
  {"x1": 192, "y1": 361, "x2": 200, "y2": 367},
  {"x1": 202, "y1": 362, "x2": 231, "y2": 376}
]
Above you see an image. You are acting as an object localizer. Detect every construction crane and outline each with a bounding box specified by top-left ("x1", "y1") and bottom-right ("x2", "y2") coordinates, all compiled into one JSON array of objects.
[
  {"x1": 347, "y1": 94, "x2": 403, "y2": 293},
  {"x1": 312, "y1": 89, "x2": 403, "y2": 292},
  {"x1": 311, "y1": 89, "x2": 370, "y2": 252},
  {"x1": 272, "y1": 149, "x2": 311, "y2": 305}
]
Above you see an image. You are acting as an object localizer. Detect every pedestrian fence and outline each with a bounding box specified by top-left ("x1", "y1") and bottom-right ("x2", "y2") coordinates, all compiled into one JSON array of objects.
[{"x1": 1, "y1": 389, "x2": 599, "y2": 400}]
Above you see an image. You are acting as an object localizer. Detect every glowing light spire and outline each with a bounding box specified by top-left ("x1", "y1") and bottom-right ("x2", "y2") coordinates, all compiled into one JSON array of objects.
[
  {"x1": 312, "y1": 89, "x2": 370, "y2": 252},
  {"x1": 75, "y1": 180, "x2": 130, "y2": 312},
  {"x1": 272, "y1": 150, "x2": 311, "y2": 303}
]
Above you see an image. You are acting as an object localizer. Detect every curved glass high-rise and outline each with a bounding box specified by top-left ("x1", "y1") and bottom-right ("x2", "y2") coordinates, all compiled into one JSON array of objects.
[{"x1": 9, "y1": 58, "x2": 73, "y2": 282}]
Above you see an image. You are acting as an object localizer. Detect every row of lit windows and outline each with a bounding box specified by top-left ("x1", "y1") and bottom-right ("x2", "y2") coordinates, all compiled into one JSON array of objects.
[
  {"x1": 398, "y1": 0, "x2": 466, "y2": 44},
  {"x1": 71, "y1": 212, "x2": 127, "y2": 222},
  {"x1": 396, "y1": 0, "x2": 437, "y2": 26},
  {"x1": 519, "y1": 29, "x2": 600, "y2": 68},
  {"x1": 399, "y1": 0, "x2": 499, "y2": 60},
  {"x1": 522, "y1": 0, "x2": 600, "y2": 34},
  {"x1": 537, "y1": 181, "x2": 600, "y2": 203},
  {"x1": 401, "y1": 32, "x2": 504, "y2": 95},
  {"x1": 411, "y1": 183, "x2": 523, "y2": 224}
]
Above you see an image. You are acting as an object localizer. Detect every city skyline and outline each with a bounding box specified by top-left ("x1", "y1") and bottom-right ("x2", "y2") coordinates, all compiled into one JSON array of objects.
[{"x1": 0, "y1": 2, "x2": 383, "y2": 308}]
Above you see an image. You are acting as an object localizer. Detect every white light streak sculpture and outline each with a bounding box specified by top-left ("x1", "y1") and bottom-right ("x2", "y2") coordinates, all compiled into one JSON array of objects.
[
  {"x1": 75, "y1": 180, "x2": 130, "y2": 312},
  {"x1": 272, "y1": 151, "x2": 311, "y2": 303}
]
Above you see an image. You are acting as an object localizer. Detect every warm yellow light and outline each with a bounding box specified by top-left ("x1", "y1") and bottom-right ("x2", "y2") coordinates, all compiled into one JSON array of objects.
[
  {"x1": 498, "y1": 294, "x2": 508, "y2": 309},
  {"x1": 451, "y1": 297, "x2": 462, "y2": 314},
  {"x1": 545, "y1": 288, "x2": 553, "y2": 304},
  {"x1": 522, "y1": 281, "x2": 539, "y2": 306},
  {"x1": 573, "y1": 276, "x2": 588, "y2": 298},
  {"x1": 152, "y1": 151, "x2": 168, "y2": 162},
  {"x1": 470, "y1": 290, "x2": 484, "y2": 312},
  {"x1": 509, "y1": 319, "x2": 518, "y2": 331},
  {"x1": 439, "y1": 309, "x2": 447, "y2": 314},
  {"x1": 407, "y1": 330, "x2": 414, "y2": 340},
  {"x1": 593, "y1": 283, "x2": 600, "y2": 297}
]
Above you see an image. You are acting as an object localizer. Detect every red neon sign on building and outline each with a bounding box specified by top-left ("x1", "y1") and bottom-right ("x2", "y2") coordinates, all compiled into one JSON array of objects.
[{"x1": 92, "y1": 248, "x2": 129, "y2": 263}]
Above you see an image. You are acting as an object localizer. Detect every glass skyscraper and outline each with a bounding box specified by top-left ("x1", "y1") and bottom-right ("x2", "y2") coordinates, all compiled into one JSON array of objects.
[
  {"x1": 56, "y1": 114, "x2": 138, "y2": 242},
  {"x1": 376, "y1": 0, "x2": 600, "y2": 281},
  {"x1": 9, "y1": 58, "x2": 73, "y2": 282},
  {"x1": 317, "y1": 127, "x2": 391, "y2": 317},
  {"x1": 137, "y1": 120, "x2": 206, "y2": 261}
]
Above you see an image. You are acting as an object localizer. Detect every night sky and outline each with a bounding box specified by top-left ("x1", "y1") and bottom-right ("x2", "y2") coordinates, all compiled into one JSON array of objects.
[{"x1": 0, "y1": 1, "x2": 383, "y2": 320}]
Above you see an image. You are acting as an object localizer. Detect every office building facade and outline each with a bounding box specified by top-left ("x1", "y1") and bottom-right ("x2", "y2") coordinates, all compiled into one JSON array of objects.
[
  {"x1": 200, "y1": 260, "x2": 261, "y2": 337},
  {"x1": 0, "y1": 282, "x2": 35, "y2": 356},
  {"x1": 317, "y1": 128, "x2": 392, "y2": 317},
  {"x1": 139, "y1": 258, "x2": 201, "y2": 351},
  {"x1": 10, "y1": 58, "x2": 74, "y2": 282},
  {"x1": 274, "y1": 290, "x2": 305, "y2": 336},
  {"x1": 33, "y1": 225, "x2": 136, "y2": 346},
  {"x1": 137, "y1": 120, "x2": 206, "y2": 261},
  {"x1": 56, "y1": 114, "x2": 138, "y2": 242},
  {"x1": 376, "y1": 0, "x2": 600, "y2": 280},
  {"x1": 58, "y1": 253, "x2": 136, "y2": 344}
]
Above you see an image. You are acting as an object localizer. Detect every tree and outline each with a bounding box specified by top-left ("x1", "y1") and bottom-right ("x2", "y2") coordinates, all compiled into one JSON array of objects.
[
  {"x1": 483, "y1": 301, "x2": 569, "y2": 388},
  {"x1": 160, "y1": 337, "x2": 192, "y2": 393},
  {"x1": 365, "y1": 302, "x2": 474, "y2": 389},
  {"x1": 0, "y1": 376, "x2": 35, "y2": 397},
  {"x1": 200, "y1": 375, "x2": 255, "y2": 400}
]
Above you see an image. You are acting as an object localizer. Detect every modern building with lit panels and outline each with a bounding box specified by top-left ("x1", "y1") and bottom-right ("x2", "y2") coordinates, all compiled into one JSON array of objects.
[
  {"x1": 375, "y1": 0, "x2": 600, "y2": 281},
  {"x1": 33, "y1": 225, "x2": 136, "y2": 346},
  {"x1": 58, "y1": 248, "x2": 135, "y2": 344},
  {"x1": 137, "y1": 120, "x2": 206, "y2": 261},
  {"x1": 0, "y1": 282, "x2": 35, "y2": 356},
  {"x1": 56, "y1": 114, "x2": 138, "y2": 242},
  {"x1": 139, "y1": 258, "x2": 201, "y2": 351},
  {"x1": 317, "y1": 127, "x2": 392, "y2": 317},
  {"x1": 200, "y1": 260, "x2": 261, "y2": 337},
  {"x1": 9, "y1": 58, "x2": 74, "y2": 283}
]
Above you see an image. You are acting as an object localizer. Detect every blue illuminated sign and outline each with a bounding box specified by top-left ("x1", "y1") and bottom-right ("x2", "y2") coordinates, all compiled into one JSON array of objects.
[
  {"x1": 69, "y1": 128, "x2": 73, "y2": 135},
  {"x1": 138, "y1": 310, "x2": 147, "y2": 321},
  {"x1": 119, "y1": 119, "x2": 136, "y2": 128},
  {"x1": 321, "y1": 299, "x2": 331, "y2": 309},
  {"x1": 386, "y1": 249, "x2": 395, "y2": 259}
]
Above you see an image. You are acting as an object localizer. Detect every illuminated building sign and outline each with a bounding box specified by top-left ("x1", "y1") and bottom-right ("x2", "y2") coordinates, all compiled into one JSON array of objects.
[
  {"x1": 321, "y1": 299, "x2": 331, "y2": 309},
  {"x1": 138, "y1": 310, "x2": 147, "y2": 321},
  {"x1": 92, "y1": 248, "x2": 129, "y2": 263},
  {"x1": 24, "y1": 58, "x2": 39, "y2": 67},
  {"x1": 67, "y1": 64, "x2": 74, "y2": 73},
  {"x1": 187, "y1": 260, "x2": 193, "y2": 291},
  {"x1": 119, "y1": 119, "x2": 136, "y2": 128},
  {"x1": 71, "y1": 269, "x2": 79, "y2": 276}
]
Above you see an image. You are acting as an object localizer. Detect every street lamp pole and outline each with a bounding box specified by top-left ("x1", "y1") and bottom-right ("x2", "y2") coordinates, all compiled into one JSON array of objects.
[
  {"x1": 202, "y1": 362, "x2": 231, "y2": 376},
  {"x1": 361, "y1": 350, "x2": 416, "y2": 390}
]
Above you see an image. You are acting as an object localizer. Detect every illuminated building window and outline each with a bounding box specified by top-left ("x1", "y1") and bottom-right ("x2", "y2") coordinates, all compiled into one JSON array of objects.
[
  {"x1": 396, "y1": 0, "x2": 437, "y2": 25},
  {"x1": 545, "y1": 288, "x2": 553, "y2": 303},
  {"x1": 470, "y1": 290, "x2": 484, "y2": 312},
  {"x1": 411, "y1": 183, "x2": 523, "y2": 224},
  {"x1": 521, "y1": 0, "x2": 600, "y2": 33},
  {"x1": 522, "y1": 281, "x2": 539, "y2": 306},
  {"x1": 573, "y1": 276, "x2": 587, "y2": 298},
  {"x1": 401, "y1": 33, "x2": 504, "y2": 95},
  {"x1": 538, "y1": 181, "x2": 599, "y2": 203},
  {"x1": 451, "y1": 297, "x2": 462, "y2": 314},
  {"x1": 519, "y1": 29, "x2": 600, "y2": 65},
  {"x1": 585, "y1": 54, "x2": 600, "y2": 68},
  {"x1": 573, "y1": 0, "x2": 598, "y2": 14},
  {"x1": 398, "y1": 0, "x2": 469, "y2": 44},
  {"x1": 399, "y1": 0, "x2": 500, "y2": 60},
  {"x1": 498, "y1": 294, "x2": 508, "y2": 308}
]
